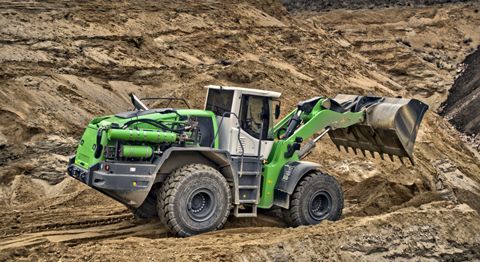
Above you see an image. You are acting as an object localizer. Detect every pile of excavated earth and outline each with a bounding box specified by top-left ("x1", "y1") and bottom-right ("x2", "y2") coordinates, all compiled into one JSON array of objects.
[{"x1": 0, "y1": 0, "x2": 480, "y2": 261}]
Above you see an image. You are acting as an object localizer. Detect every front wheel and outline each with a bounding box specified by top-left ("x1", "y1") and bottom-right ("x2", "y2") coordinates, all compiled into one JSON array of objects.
[
  {"x1": 157, "y1": 164, "x2": 231, "y2": 237},
  {"x1": 283, "y1": 171, "x2": 344, "y2": 227}
]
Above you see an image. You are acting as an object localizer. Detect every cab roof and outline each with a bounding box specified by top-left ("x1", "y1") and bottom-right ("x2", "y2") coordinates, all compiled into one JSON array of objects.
[{"x1": 205, "y1": 85, "x2": 281, "y2": 98}]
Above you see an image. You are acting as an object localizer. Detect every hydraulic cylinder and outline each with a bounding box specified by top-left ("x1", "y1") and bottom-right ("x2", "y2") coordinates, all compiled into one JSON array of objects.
[{"x1": 108, "y1": 129, "x2": 178, "y2": 143}]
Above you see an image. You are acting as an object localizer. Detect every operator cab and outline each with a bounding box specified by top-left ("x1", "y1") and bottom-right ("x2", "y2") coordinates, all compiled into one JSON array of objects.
[{"x1": 204, "y1": 85, "x2": 281, "y2": 157}]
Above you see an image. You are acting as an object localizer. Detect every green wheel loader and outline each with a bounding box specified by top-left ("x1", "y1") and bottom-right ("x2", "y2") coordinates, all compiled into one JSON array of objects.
[{"x1": 67, "y1": 85, "x2": 428, "y2": 237}]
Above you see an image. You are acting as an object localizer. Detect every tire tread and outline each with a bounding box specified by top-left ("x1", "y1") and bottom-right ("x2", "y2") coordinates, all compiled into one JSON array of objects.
[
  {"x1": 157, "y1": 164, "x2": 231, "y2": 237},
  {"x1": 283, "y1": 171, "x2": 344, "y2": 227}
]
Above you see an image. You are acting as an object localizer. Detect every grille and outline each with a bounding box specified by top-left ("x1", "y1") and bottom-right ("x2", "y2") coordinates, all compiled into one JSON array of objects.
[{"x1": 237, "y1": 137, "x2": 246, "y2": 153}]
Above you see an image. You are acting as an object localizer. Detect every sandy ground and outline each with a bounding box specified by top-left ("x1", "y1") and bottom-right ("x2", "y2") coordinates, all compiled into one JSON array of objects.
[
  {"x1": 1, "y1": 0, "x2": 480, "y2": 261},
  {"x1": 1, "y1": 197, "x2": 479, "y2": 261}
]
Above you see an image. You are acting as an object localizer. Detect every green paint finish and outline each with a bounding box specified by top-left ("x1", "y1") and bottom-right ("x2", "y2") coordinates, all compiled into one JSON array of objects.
[
  {"x1": 273, "y1": 109, "x2": 297, "y2": 139},
  {"x1": 121, "y1": 145, "x2": 154, "y2": 158},
  {"x1": 300, "y1": 98, "x2": 327, "y2": 122},
  {"x1": 75, "y1": 102, "x2": 365, "y2": 210},
  {"x1": 74, "y1": 109, "x2": 219, "y2": 169},
  {"x1": 75, "y1": 127, "x2": 103, "y2": 168},
  {"x1": 257, "y1": 108, "x2": 365, "y2": 208},
  {"x1": 108, "y1": 129, "x2": 178, "y2": 143},
  {"x1": 287, "y1": 110, "x2": 364, "y2": 145},
  {"x1": 258, "y1": 139, "x2": 299, "y2": 208}
]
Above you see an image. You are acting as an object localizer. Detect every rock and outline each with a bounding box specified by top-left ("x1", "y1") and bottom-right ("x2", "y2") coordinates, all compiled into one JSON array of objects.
[
  {"x1": 432, "y1": 158, "x2": 480, "y2": 215},
  {"x1": 330, "y1": 159, "x2": 380, "y2": 182},
  {"x1": 432, "y1": 158, "x2": 480, "y2": 194}
]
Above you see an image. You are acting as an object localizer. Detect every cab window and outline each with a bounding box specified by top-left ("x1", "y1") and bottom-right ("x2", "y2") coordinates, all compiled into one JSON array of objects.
[
  {"x1": 239, "y1": 95, "x2": 273, "y2": 140},
  {"x1": 205, "y1": 89, "x2": 234, "y2": 116}
]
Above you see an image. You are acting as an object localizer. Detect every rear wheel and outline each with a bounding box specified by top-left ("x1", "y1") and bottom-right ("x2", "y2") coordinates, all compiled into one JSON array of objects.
[
  {"x1": 283, "y1": 171, "x2": 343, "y2": 227},
  {"x1": 157, "y1": 164, "x2": 231, "y2": 237},
  {"x1": 128, "y1": 191, "x2": 158, "y2": 219}
]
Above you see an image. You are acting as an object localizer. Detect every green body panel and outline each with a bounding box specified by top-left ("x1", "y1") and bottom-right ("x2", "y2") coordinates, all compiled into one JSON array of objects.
[
  {"x1": 257, "y1": 105, "x2": 365, "y2": 208},
  {"x1": 121, "y1": 145, "x2": 154, "y2": 158},
  {"x1": 75, "y1": 127, "x2": 102, "y2": 168}
]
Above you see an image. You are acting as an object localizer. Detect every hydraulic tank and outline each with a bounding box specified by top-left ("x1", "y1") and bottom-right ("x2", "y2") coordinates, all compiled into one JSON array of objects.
[
  {"x1": 108, "y1": 129, "x2": 177, "y2": 143},
  {"x1": 121, "y1": 145, "x2": 153, "y2": 158}
]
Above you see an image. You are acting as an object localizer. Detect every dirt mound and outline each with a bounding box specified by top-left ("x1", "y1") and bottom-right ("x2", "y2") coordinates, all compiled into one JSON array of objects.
[
  {"x1": 389, "y1": 191, "x2": 445, "y2": 212},
  {"x1": 0, "y1": 175, "x2": 116, "y2": 209},
  {"x1": 343, "y1": 176, "x2": 416, "y2": 217},
  {"x1": 1, "y1": 202, "x2": 479, "y2": 261},
  {"x1": 0, "y1": 163, "x2": 34, "y2": 186}
]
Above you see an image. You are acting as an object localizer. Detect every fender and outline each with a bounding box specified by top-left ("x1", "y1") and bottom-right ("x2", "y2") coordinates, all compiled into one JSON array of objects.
[
  {"x1": 272, "y1": 161, "x2": 322, "y2": 209},
  {"x1": 151, "y1": 147, "x2": 239, "y2": 204}
]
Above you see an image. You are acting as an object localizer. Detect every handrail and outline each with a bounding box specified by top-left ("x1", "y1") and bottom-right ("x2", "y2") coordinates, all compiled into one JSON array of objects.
[
  {"x1": 210, "y1": 112, "x2": 245, "y2": 176},
  {"x1": 139, "y1": 97, "x2": 191, "y2": 109}
]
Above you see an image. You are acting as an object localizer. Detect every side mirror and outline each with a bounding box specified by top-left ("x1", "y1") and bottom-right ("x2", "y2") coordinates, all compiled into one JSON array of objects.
[
  {"x1": 275, "y1": 104, "x2": 280, "y2": 119},
  {"x1": 130, "y1": 92, "x2": 149, "y2": 111}
]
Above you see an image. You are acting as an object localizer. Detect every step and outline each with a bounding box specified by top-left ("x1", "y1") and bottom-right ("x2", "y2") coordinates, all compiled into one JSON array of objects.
[
  {"x1": 233, "y1": 204, "x2": 257, "y2": 218},
  {"x1": 238, "y1": 185, "x2": 258, "y2": 190},
  {"x1": 239, "y1": 171, "x2": 260, "y2": 176},
  {"x1": 238, "y1": 200, "x2": 257, "y2": 204},
  {"x1": 234, "y1": 213, "x2": 257, "y2": 218}
]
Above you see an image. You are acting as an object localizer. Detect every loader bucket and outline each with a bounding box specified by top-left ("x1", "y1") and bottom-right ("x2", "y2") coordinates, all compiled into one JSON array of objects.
[{"x1": 327, "y1": 94, "x2": 429, "y2": 165}]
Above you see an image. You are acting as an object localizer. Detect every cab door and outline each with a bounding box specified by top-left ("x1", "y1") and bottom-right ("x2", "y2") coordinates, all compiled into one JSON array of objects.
[{"x1": 230, "y1": 95, "x2": 274, "y2": 157}]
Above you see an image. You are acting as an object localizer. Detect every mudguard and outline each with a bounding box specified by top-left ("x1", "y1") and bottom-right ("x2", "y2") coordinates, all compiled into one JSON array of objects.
[{"x1": 273, "y1": 161, "x2": 322, "y2": 209}]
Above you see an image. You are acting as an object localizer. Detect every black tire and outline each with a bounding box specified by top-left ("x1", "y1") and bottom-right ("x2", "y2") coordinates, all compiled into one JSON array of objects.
[
  {"x1": 128, "y1": 192, "x2": 158, "y2": 219},
  {"x1": 157, "y1": 164, "x2": 231, "y2": 237},
  {"x1": 283, "y1": 171, "x2": 344, "y2": 227}
]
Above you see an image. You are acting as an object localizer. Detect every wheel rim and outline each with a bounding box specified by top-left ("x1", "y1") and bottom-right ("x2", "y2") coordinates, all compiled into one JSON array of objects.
[
  {"x1": 186, "y1": 188, "x2": 216, "y2": 222},
  {"x1": 308, "y1": 191, "x2": 332, "y2": 221}
]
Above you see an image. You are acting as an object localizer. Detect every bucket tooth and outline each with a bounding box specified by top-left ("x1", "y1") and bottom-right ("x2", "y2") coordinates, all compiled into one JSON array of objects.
[
  {"x1": 370, "y1": 151, "x2": 375, "y2": 158},
  {"x1": 409, "y1": 158, "x2": 415, "y2": 166},
  {"x1": 336, "y1": 145, "x2": 341, "y2": 152},
  {"x1": 352, "y1": 148, "x2": 358, "y2": 155},
  {"x1": 361, "y1": 149, "x2": 366, "y2": 157},
  {"x1": 389, "y1": 154, "x2": 394, "y2": 162},
  {"x1": 399, "y1": 156, "x2": 405, "y2": 165},
  {"x1": 344, "y1": 146, "x2": 349, "y2": 153},
  {"x1": 379, "y1": 153, "x2": 385, "y2": 160}
]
